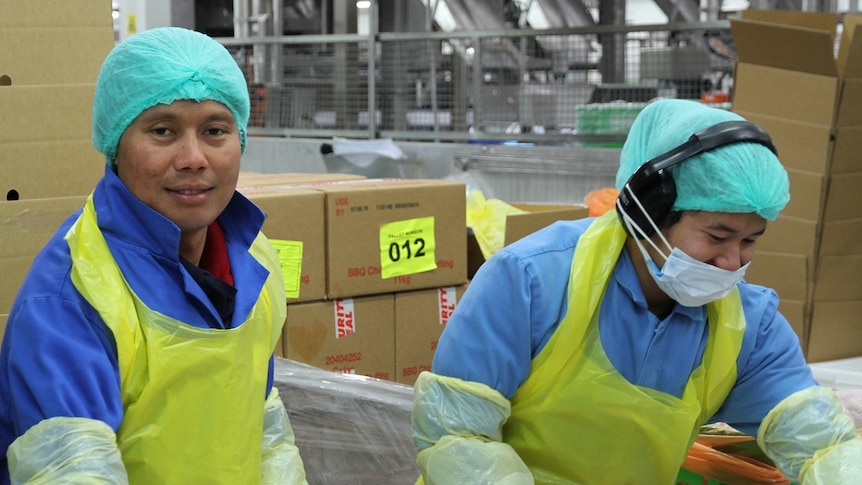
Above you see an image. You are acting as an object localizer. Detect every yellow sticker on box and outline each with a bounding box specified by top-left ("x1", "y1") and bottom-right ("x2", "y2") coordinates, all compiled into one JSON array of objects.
[
  {"x1": 271, "y1": 239, "x2": 303, "y2": 299},
  {"x1": 379, "y1": 217, "x2": 437, "y2": 279}
]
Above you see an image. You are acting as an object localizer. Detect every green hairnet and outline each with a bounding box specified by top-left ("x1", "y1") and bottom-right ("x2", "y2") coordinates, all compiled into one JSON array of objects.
[
  {"x1": 615, "y1": 99, "x2": 789, "y2": 221},
  {"x1": 92, "y1": 27, "x2": 250, "y2": 165}
]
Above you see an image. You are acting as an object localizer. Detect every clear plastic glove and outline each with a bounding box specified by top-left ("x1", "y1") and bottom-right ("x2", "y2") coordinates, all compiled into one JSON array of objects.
[
  {"x1": 7, "y1": 416, "x2": 128, "y2": 484},
  {"x1": 261, "y1": 387, "x2": 308, "y2": 485},
  {"x1": 758, "y1": 386, "x2": 862, "y2": 484},
  {"x1": 799, "y1": 439, "x2": 862, "y2": 485},
  {"x1": 417, "y1": 435, "x2": 533, "y2": 485},
  {"x1": 412, "y1": 372, "x2": 534, "y2": 485}
]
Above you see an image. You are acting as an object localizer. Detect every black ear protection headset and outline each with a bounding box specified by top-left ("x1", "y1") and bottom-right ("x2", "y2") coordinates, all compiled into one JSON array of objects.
[{"x1": 616, "y1": 120, "x2": 778, "y2": 238}]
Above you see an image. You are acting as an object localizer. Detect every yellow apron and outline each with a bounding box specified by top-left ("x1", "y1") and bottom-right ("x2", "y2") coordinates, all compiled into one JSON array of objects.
[
  {"x1": 65, "y1": 195, "x2": 285, "y2": 484},
  {"x1": 504, "y1": 212, "x2": 745, "y2": 485}
]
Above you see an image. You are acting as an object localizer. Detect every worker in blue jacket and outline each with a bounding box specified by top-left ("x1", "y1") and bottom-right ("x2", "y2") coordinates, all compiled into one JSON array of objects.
[
  {"x1": 0, "y1": 27, "x2": 306, "y2": 484},
  {"x1": 412, "y1": 99, "x2": 862, "y2": 484}
]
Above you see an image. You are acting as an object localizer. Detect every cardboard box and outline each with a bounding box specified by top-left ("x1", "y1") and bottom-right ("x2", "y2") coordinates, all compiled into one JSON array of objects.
[
  {"x1": 0, "y1": 196, "x2": 85, "y2": 314},
  {"x1": 0, "y1": 1, "x2": 112, "y2": 198},
  {"x1": 0, "y1": 85, "x2": 94, "y2": 144},
  {"x1": 823, "y1": 172, "x2": 862, "y2": 222},
  {"x1": 755, "y1": 216, "x2": 818, "y2": 263},
  {"x1": 745, "y1": 251, "x2": 809, "y2": 350},
  {"x1": 467, "y1": 203, "x2": 590, "y2": 279},
  {"x1": 2, "y1": 140, "x2": 104, "y2": 201},
  {"x1": 238, "y1": 185, "x2": 327, "y2": 303},
  {"x1": 504, "y1": 203, "x2": 590, "y2": 244},
  {"x1": 1, "y1": 85, "x2": 103, "y2": 200},
  {"x1": 731, "y1": 10, "x2": 862, "y2": 359},
  {"x1": 0, "y1": 27, "x2": 114, "y2": 85},
  {"x1": 0, "y1": 0, "x2": 114, "y2": 28},
  {"x1": 394, "y1": 284, "x2": 467, "y2": 386},
  {"x1": 745, "y1": 252, "x2": 808, "y2": 302},
  {"x1": 830, "y1": 125, "x2": 862, "y2": 174},
  {"x1": 819, "y1": 219, "x2": 862, "y2": 256},
  {"x1": 293, "y1": 178, "x2": 468, "y2": 299},
  {"x1": 813, "y1": 254, "x2": 862, "y2": 301},
  {"x1": 284, "y1": 295, "x2": 395, "y2": 381},
  {"x1": 783, "y1": 170, "x2": 825, "y2": 221},
  {"x1": 237, "y1": 171, "x2": 366, "y2": 186},
  {"x1": 737, "y1": 112, "x2": 831, "y2": 174},
  {"x1": 808, "y1": 301, "x2": 862, "y2": 362}
]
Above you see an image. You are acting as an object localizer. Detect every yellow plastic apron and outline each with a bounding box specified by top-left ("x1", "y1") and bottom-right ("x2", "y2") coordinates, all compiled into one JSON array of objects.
[
  {"x1": 65, "y1": 195, "x2": 285, "y2": 484},
  {"x1": 504, "y1": 212, "x2": 745, "y2": 485}
]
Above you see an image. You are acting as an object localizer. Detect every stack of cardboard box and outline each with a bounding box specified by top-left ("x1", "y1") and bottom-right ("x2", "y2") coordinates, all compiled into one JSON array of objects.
[
  {"x1": 0, "y1": 0, "x2": 114, "y2": 344},
  {"x1": 237, "y1": 173, "x2": 471, "y2": 385},
  {"x1": 0, "y1": 0, "x2": 112, "y2": 201},
  {"x1": 732, "y1": 10, "x2": 862, "y2": 362}
]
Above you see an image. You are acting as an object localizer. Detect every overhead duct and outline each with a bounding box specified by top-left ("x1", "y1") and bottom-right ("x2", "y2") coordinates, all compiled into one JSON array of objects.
[{"x1": 419, "y1": 0, "x2": 598, "y2": 71}]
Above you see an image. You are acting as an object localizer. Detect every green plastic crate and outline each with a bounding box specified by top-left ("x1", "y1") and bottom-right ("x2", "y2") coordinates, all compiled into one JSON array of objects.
[
  {"x1": 676, "y1": 468, "x2": 725, "y2": 484},
  {"x1": 575, "y1": 102, "x2": 648, "y2": 147},
  {"x1": 676, "y1": 467, "x2": 799, "y2": 485},
  {"x1": 574, "y1": 100, "x2": 733, "y2": 147}
]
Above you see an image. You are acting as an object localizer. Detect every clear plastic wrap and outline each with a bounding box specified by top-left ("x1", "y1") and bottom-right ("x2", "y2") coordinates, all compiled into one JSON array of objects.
[{"x1": 273, "y1": 357, "x2": 420, "y2": 485}]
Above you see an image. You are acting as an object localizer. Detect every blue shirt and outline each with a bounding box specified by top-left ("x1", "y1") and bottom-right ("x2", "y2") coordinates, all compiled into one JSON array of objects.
[
  {"x1": 0, "y1": 167, "x2": 277, "y2": 484},
  {"x1": 433, "y1": 217, "x2": 817, "y2": 437}
]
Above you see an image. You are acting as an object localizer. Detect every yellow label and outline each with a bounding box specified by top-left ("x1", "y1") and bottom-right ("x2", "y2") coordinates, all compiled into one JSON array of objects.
[
  {"x1": 379, "y1": 217, "x2": 437, "y2": 279},
  {"x1": 270, "y1": 239, "x2": 303, "y2": 299},
  {"x1": 127, "y1": 14, "x2": 137, "y2": 34}
]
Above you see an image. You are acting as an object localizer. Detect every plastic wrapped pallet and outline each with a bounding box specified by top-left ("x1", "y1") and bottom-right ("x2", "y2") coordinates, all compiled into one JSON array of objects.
[{"x1": 273, "y1": 357, "x2": 420, "y2": 484}]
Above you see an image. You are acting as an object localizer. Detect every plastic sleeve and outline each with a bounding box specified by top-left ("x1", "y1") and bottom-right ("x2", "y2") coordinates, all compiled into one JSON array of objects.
[
  {"x1": 261, "y1": 387, "x2": 309, "y2": 485},
  {"x1": 6, "y1": 416, "x2": 128, "y2": 484},
  {"x1": 412, "y1": 372, "x2": 534, "y2": 485},
  {"x1": 757, "y1": 385, "x2": 861, "y2": 483}
]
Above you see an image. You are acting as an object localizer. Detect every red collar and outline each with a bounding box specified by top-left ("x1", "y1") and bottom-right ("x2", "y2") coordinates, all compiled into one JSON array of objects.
[{"x1": 199, "y1": 221, "x2": 234, "y2": 286}]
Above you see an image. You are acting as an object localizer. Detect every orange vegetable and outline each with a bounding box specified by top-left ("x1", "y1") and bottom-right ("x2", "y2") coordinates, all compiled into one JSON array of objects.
[{"x1": 584, "y1": 187, "x2": 620, "y2": 217}]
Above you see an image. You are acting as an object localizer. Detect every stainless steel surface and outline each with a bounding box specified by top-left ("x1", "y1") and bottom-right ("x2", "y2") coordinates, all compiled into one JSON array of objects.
[{"x1": 452, "y1": 144, "x2": 619, "y2": 204}]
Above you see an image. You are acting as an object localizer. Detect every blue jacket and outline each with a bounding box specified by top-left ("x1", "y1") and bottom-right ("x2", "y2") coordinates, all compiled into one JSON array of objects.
[{"x1": 0, "y1": 167, "x2": 277, "y2": 484}]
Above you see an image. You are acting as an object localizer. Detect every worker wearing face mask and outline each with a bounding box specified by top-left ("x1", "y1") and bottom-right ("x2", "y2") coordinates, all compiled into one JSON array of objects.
[{"x1": 411, "y1": 98, "x2": 862, "y2": 485}]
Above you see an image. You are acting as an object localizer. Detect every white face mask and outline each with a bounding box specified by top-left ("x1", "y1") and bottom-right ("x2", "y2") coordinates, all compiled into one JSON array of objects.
[
  {"x1": 644, "y1": 247, "x2": 749, "y2": 307},
  {"x1": 617, "y1": 188, "x2": 749, "y2": 307}
]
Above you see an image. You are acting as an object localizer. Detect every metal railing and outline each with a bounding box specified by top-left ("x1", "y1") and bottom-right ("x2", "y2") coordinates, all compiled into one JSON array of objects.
[{"x1": 218, "y1": 20, "x2": 735, "y2": 145}]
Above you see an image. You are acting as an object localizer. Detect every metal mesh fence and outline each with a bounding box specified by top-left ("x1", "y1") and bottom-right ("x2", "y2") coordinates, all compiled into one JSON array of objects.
[
  {"x1": 221, "y1": 20, "x2": 736, "y2": 145},
  {"x1": 241, "y1": 39, "x2": 371, "y2": 131}
]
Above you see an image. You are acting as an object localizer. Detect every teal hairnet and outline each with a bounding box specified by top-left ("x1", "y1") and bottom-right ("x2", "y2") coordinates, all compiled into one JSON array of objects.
[
  {"x1": 92, "y1": 27, "x2": 250, "y2": 165},
  {"x1": 615, "y1": 99, "x2": 789, "y2": 221}
]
